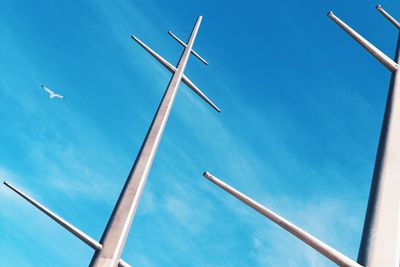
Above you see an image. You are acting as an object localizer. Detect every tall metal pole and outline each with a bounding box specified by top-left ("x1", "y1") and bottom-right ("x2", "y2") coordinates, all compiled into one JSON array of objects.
[
  {"x1": 357, "y1": 32, "x2": 400, "y2": 267},
  {"x1": 328, "y1": 7, "x2": 400, "y2": 266},
  {"x1": 90, "y1": 17, "x2": 204, "y2": 267}
]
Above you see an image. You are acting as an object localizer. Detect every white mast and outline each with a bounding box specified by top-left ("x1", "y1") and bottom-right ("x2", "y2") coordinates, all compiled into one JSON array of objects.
[
  {"x1": 89, "y1": 15, "x2": 221, "y2": 267},
  {"x1": 329, "y1": 6, "x2": 400, "y2": 267},
  {"x1": 4, "y1": 16, "x2": 220, "y2": 267}
]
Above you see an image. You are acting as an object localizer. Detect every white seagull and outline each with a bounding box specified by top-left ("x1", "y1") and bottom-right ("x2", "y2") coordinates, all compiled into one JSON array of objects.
[{"x1": 41, "y1": 84, "x2": 65, "y2": 99}]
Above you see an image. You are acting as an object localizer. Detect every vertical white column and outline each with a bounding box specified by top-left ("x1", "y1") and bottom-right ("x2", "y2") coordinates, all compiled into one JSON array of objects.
[{"x1": 358, "y1": 33, "x2": 400, "y2": 267}]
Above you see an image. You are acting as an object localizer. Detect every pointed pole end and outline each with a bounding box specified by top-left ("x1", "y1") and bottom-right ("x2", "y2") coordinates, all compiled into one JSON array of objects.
[
  {"x1": 210, "y1": 103, "x2": 221, "y2": 113},
  {"x1": 203, "y1": 171, "x2": 212, "y2": 179},
  {"x1": 376, "y1": 5, "x2": 382, "y2": 10},
  {"x1": 327, "y1": 11, "x2": 334, "y2": 17},
  {"x1": 130, "y1": 35, "x2": 138, "y2": 41},
  {"x1": 3, "y1": 181, "x2": 12, "y2": 190}
]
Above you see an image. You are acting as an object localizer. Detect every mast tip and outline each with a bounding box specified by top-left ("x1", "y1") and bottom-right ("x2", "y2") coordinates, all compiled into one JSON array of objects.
[{"x1": 203, "y1": 171, "x2": 212, "y2": 178}]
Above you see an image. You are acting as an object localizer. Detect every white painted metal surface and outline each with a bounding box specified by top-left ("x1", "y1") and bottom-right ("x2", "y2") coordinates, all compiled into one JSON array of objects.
[
  {"x1": 328, "y1": 11, "x2": 398, "y2": 72},
  {"x1": 330, "y1": 6, "x2": 400, "y2": 267},
  {"x1": 130, "y1": 35, "x2": 220, "y2": 112},
  {"x1": 357, "y1": 33, "x2": 400, "y2": 267},
  {"x1": 202, "y1": 172, "x2": 362, "y2": 267},
  {"x1": 3, "y1": 181, "x2": 132, "y2": 267},
  {"x1": 168, "y1": 30, "x2": 209, "y2": 65},
  {"x1": 90, "y1": 16, "x2": 219, "y2": 267},
  {"x1": 3, "y1": 181, "x2": 102, "y2": 250},
  {"x1": 376, "y1": 5, "x2": 400, "y2": 30}
]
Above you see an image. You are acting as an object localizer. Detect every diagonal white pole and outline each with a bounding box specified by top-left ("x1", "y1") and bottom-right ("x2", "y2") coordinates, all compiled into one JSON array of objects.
[
  {"x1": 202, "y1": 172, "x2": 362, "y2": 267},
  {"x1": 2, "y1": 181, "x2": 131, "y2": 267},
  {"x1": 168, "y1": 31, "x2": 209, "y2": 65},
  {"x1": 3, "y1": 181, "x2": 102, "y2": 251},
  {"x1": 90, "y1": 16, "x2": 204, "y2": 267},
  {"x1": 376, "y1": 5, "x2": 400, "y2": 30},
  {"x1": 130, "y1": 35, "x2": 220, "y2": 112},
  {"x1": 328, "y1": 11, "x2": 398, "y2": 72}
]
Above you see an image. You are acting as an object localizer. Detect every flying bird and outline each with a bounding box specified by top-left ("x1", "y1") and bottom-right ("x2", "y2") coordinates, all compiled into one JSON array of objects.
[{"x1": 41, "y1": 85, "x2": 65, "y2": 99}]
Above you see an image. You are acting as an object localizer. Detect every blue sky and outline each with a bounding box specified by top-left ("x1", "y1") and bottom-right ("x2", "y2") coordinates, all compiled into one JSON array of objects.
[{"x1": 0, "y1": 0, "x2": 398, "y2": 266}]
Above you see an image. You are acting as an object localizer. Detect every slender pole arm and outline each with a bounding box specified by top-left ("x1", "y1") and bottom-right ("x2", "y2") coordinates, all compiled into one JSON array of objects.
[
  {"x1": 131, "y1": 35, "x2": 221, "y2": 112},
  {"x1": 328, "y1": 11, "x2": 398, "y2": 72},
  {"x1": 3, "y1": 181, "x2": 102, "y2": 251},
  {"x1": 4, "y1": 181, "x2": 132, "y2": 266},
  {"x1": 182, "y1": 74, "x2": 221, "y2": 112},
  {"x1": 131, "y1": 35, "x2": 176, "y2": 73},
  {"x1": 376, "y1": 5, "x2": 400, "y2": 30},
  {"x1": 168, "y1": 31, "x2": 209, "y2": 65},
  {"x1": 202, "y1": 172, "x2": 363, "y2": 267}
]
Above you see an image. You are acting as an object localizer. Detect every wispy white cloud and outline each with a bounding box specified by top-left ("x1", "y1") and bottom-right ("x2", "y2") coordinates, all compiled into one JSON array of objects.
[{"x1": 248, "y1": 196, "x2": 361, "y2": 267}]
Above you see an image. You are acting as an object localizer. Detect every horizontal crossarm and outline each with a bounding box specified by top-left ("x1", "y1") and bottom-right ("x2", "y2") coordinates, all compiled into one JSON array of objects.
[
  {"x1": 131, "y1": 35, "x2": 221, "y2": 112},
  {"x1": 168, "y1": 31, "x2": 209, "y2": 65}
]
